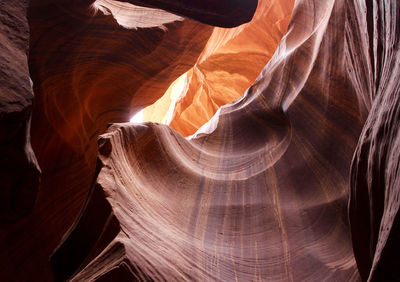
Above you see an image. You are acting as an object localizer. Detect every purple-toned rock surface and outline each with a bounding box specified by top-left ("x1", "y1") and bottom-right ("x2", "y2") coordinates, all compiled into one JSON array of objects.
[
  {"x1": 349, "y1": 1, "x2": 400, "y2": 281},
  {"x1": 0, "y1": 0, "x2": 399, "y2": 281},
  {"x1": 0, "y1": 0, "x2": 40, "y2": 225}
]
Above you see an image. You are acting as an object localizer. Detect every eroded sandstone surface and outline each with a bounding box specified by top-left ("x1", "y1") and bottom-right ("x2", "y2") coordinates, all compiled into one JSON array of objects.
[
  {"x1": 2, "y1": 0, "x2": 213, "y2": 280},
  {"x1": 349, "y1": 1, "x2": 400, "y2": 280},
  {"x1": 0, "y1": 0, "x2": 399, "y2": 281},
  {"x1": 144, "y1": 0, "x2": 294, "y2": 136},
  {"x1": 0, "y1": 1, "x2": 40, "y2": 225}
]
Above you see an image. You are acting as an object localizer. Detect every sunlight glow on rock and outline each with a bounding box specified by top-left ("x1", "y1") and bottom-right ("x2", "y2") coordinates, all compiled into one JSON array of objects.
[{"x1": 130, "y1": 109, "x2": 144, "y2": 123}]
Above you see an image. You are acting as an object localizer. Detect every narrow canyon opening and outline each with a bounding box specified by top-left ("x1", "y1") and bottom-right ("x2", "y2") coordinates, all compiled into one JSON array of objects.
[
  {"x1": 4, "y1": 0, "x2": 400, "y2": 281},
  {"x1": 129, "y1": 0, "x2": 294, "y2": 136},
  {"x1": 23, "y1": 3, "x2": 294, "y2": 278}
]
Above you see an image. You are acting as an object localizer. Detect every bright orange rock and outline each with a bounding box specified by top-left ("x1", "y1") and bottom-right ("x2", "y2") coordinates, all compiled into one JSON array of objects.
[
  {"x1": 52, "y1": 0, "x2": 381, "y2": 280},
  {"x1": 1, "y1": 1, "x2": 212, "y2": 281},
  {"x1": 145, "y1": 0, "x2": 294, "y2": 136},
  {"x1": 1, "y1": 0, "x2": 400, "y2": 281}
]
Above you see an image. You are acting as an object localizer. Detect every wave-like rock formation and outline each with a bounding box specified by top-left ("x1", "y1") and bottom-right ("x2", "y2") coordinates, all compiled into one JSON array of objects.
[
  {"x1": 51, "y1": 0, "x2": 399, "y2": 280},
  {"x1": 122, "y1": 0, "x2": 258, "y2": 28},
  {"x1": 144, "y1": 0, "x2": 294, "y2": 136},
  {"x1": 1, "y1": 0, "x2": 214, "y2": 281},
  {"x1": 1, "y1": 0, "x2": 259, "y2": 280},
  {"x1": 349, "y1": 1, "x2": 400, "y2": 281},
  {"x1": 1, "y1": 0, "x2": 399, "y2": 281}
]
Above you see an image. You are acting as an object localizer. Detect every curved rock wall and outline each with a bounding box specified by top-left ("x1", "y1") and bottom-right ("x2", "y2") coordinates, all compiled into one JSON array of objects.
[
  {"x1": 122, "y1": 0, "x2": 258, "y2": 28},
  {"x1": 144, "y1": 0, "x2": 294, "y2": 136},
  {"x1": 349, "y1": 1, "x2": 400, "y2": 281},
  {"x1": 0, "y1": 0, "x2": 399, "y2": 281},
  {"x1": 52, "y1": 0, "x2": 382, "y2": 280},
  {"x1": 0, "y1": 1, "x2": 40, "y2": 225},
  {"x1": 1, "y1": 1, "x2": 213, "y2": 281}
]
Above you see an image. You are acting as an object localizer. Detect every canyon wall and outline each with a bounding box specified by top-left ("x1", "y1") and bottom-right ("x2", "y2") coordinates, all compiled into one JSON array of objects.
[
  {"x1": 0, "y1": 0, "x2": 399, "y2": 281},
  {"x1": 0, "y1": 1, "x2": 40, "y2": 225},
  {"x1": 144, "y1": 0, "x2": 294, "y2": 136},
  {"x1": 52, "y1": 0, "x2": 375, "y2": 280},
  {"x1": 1, "y1": 0, "x2": 213, "y2": 280},
  {"x1": 349, "y1": 1, "x2": 400, "y2": 281}
]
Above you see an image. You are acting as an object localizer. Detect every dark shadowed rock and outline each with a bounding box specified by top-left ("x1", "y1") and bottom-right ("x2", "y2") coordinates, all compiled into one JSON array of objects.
[
  {"x1": 349, "y1": 1, "x2": 400, "y2": 281},
  {"x1": 0, "y1": 0, "x2": 40, "y2": 225}
]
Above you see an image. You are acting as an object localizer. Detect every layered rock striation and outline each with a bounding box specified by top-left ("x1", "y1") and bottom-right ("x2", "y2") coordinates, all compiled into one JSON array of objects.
[
  {"x1": 349, "y1": 1, "x2": 400, "y2": 281},
  {"x1": 121, "y1": 0, "x2": 258, "y2": 28},
  {"x1": 1, "y1": 0, "x2": 213, "y2": 280},
  {"x1": 144, "y1": 0, "x2": 294, "y2": 136},
  {"x1": 0, "y1": 1, "x2": 40, "y2": 225},
  {"x1": 52, "y1": 0, "x2": 389, "y2": 280},
  {"x1": 0, "y1": 0, "x2": 399, "y2": 281}
]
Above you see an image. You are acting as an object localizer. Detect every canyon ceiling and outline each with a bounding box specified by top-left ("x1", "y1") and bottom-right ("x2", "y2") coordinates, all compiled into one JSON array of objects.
[{"x1": 0, "y1": 0, "x2": 399, "y2": 281}]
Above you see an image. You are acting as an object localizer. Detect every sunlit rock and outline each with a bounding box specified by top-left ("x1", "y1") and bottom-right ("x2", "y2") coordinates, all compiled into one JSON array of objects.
[
  {"x1": 145, "y1": 0, "x2": 294, "y2": 136},
  {"x1": 1, "y1": 0, "x2": 399, "y2": 281}
]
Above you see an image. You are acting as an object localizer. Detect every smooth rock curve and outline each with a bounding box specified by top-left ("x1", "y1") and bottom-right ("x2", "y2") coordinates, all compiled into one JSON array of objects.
[{"x1": 52, "y1": 0, "x2": 375, "y2": 280}]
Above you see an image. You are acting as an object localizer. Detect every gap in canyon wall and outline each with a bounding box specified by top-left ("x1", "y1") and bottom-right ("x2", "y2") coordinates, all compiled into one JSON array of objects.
[
  {"x1": 132, "y1": 0, "x2": 294, "y2": 136},
  {"x1": 0, "y1": 1, "x2": 213, "y2": 280},
  {"x1": 0, "y1": 0, "x2": 279, "y2": 280},
  {"x1": 2, "y1": 0, "x2": 399, "y2": 281}
]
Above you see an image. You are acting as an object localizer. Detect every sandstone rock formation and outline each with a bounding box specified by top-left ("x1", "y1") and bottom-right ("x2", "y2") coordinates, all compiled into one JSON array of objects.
[
  {"x1": 1, "y1": 0, "x2": 399, "y2": 281},
  {"x1": 0, "y1": 1, "x2": 40, "y2": 225},
  {"x1": 50, "y1": 0, "x2": 380, "y2": 280},
  {"x1": 122, "y1": 0, "x2": 258, "y2": 28},
  {"x1": 349, "y1": 1, "x2": 400, "y2": 281},
  {"x1": 144, "y1": 0, "x2": 294, "y2": 136},
  {"x1": 2, "y1": 1, "x2": 213, "y2": 280}
]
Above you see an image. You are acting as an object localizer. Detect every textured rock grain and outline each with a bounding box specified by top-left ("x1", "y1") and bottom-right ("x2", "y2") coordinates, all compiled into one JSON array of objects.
[
  {"x1": 52, "y1": 0, "x2": 381, "y2": 280},
  {"x1": 0, "y1": 0, "x2": 40, "y2": 225},
  {"x1": 121, "y1": 0, "x2": 258, "y2": 28},
  {"x1": 0, "y1": 1, "x2": 213, "y2": 281},
  {"x1": 145, "y1": 0, "x2": 294, "y2": 136},
  {"x1": 349, "y1": 1, "x2": 400, "y2": 281},
  {"x1": 1, "y1": 0, "x2": 399, "y2": 281}
]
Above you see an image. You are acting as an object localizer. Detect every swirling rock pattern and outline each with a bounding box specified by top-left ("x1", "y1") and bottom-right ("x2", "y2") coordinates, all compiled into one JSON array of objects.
[
  {"x1": 0, "y1": 1, "x2": 40, "y2": 225},
  {"x1": 349, "y1": 1, "x2": 400, "y2": 281},
  {"x1": 1, "y1": 1, "x2": 213, "y2": 281},
  {"x1": 122, "y1": 0, "x2": 258, "y2": 28},
  {"x1": 52, "y1": 0, "x2": 389, "y2": 281},
  {"x1": 144, "y1": 0, "x2": 294, "y2": 136},
  {"x1": 0, "y1": 0, "x2": 399, "y2": 281}
]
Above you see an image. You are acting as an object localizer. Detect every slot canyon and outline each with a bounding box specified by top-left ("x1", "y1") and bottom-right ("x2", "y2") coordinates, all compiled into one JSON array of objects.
[{"x1": 0, "y1": 0, "x2": 399, "y2": 281}]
